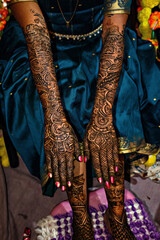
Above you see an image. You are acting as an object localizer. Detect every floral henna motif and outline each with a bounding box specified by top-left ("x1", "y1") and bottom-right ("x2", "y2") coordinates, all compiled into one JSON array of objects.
[
  {"x1": 104, "y1": 208, "x2": 137, "y2": 240},
  {"x1": 24, "y1": 10, "x2": 80, "y2": 186},
  {"x1": 67, "y1": 173, "x2": 94, "y2": 240},
  {"x1": 104, "y1": 156, "x2": 136, "y2": 239}
]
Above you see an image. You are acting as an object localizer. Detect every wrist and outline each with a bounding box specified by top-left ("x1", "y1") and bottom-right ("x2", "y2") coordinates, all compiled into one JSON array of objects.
[{"x1": 43, "y1": 102, "x2": 66, "y2": 121}]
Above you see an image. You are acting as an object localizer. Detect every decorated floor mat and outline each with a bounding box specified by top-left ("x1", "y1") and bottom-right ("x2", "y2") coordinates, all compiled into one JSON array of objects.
[{"x1": 35, "y1": 198, "x2": 160, "y2": 240}]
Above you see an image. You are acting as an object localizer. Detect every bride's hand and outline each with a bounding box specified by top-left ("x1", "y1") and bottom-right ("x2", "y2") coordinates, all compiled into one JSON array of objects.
[
  {"x1": 83, "y1": 112, "x2": 119, "y2": 188},
  {"x1": 44, "y1": 115, "x2": 81, "y2": 190}
]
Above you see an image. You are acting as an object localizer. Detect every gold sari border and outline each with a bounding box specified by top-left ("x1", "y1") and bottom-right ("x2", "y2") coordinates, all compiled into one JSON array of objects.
[
  {"x1": 118, "y1": 137, "x2": 159, "y2": 156},
  {"x1": 119, "y1": 146, "x2": 144, "y2": 154}
]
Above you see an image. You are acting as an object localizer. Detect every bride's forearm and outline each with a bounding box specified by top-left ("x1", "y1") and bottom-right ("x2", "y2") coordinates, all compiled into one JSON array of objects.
[
  {"x1": 93, "y1": 14, "x2": 127, "y2": 115},
  {"x1": 11, "y1": 2, "x2": 65, "y2": 121}
]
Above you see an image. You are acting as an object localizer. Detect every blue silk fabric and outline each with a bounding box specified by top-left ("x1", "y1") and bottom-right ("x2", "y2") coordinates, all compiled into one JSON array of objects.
[{"x1": 0, "y1": 0, "x2": 160, "y2": 196}]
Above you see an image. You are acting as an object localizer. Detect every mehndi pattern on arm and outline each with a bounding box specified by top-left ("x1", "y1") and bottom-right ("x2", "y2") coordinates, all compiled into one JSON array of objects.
[
  {"x1": 23, "y1": 9, "x2": 80, "y2": 186},
  {"x1": 86, "y1": 22, "x2": 125, "y2": 181}
]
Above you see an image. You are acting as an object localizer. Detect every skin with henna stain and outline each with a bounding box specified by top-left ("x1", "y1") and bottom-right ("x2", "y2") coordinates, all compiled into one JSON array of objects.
[
  {"x1": 15, "y1": 8, "x2": 81, "y2": 188},
  {"x1": 67, "y1": 159, "x2": 94, "y2": 240},
  {"x1": 84, "y1": 13, "x2": 136, "y2": 239}
]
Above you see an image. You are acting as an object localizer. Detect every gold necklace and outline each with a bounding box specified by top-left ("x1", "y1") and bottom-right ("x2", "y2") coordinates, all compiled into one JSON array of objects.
[{"x1": 56, "y1": 0, "x2": 80, "y2": 28}]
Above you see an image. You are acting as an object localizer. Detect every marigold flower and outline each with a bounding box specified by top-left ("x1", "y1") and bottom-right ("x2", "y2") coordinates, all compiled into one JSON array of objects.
[
  {"x1": 138, "y1": 7, "x2": 152, "y2": 23},
  {"x1": 148, "y1": 39, "x2": 159, "y2": 46},
  {"x1": 139, "y1": 21, "x2": 152, "y2": 40},
  {"x1": 149, "y1": 11, "x2": 160, "y2": 30},
  {"x1": 0, "y1": 7, "x2": 8, "y2": 20},
  {"x1": 137, "y1": 7, "x2": 142, "y2": 13},
  {"x1": 0, "y1": 19, "x2": 6, "y2": 31},
  {"x1": 141, "y1": 0, "x2": 160, "y2": 9}
]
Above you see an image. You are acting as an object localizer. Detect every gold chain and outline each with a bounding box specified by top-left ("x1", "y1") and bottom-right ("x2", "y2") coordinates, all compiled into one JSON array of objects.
[{"x1": 56, "y1": 0, "x2": 80, "y2": 28}]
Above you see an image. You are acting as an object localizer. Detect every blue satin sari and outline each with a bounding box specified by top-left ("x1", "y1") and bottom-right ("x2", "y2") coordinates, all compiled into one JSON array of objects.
[{"x1": 0, "y1": 0, "x2": 160, "y2": 196}]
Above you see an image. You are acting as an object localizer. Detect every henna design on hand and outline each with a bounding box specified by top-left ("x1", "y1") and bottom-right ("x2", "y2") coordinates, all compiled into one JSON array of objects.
[
  {"x1": 84, "y1": 22, "x2": 125, "y2": 183},
  {"x1": 24, "y1": 10, "x2": 80, "y2": 186}
]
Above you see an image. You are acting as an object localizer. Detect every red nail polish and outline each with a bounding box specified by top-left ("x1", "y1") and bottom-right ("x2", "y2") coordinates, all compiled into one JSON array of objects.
[
  {"x1": 84, "y1": 156, "x2": 87, "y2": 163},
  {"x1": 106, "y1": 181, "x2": 110, "y2": 189},
  {"x1": 115, "y1": 166, "x2": 118, "y2": 172},
  {"x1": 68, "y1": 181, "x2": 71, "y2": 187},
  {"x1": 61, "y1": 186, "x2": 65, "y2": 191},
  {"x1": 111, "y1": 176, "x2": 114, "y2": 184},
  {"x1": 98, "y1": 178, "x2": 102, "y2": 183},
  {"x1": 78, "y1": 156, "x2": 83, "y2": 162},
  {"x1": 55, "y1": 182, "x2": 60, "y2": 188},
  {"x1": 48, "y1": 173, "x2": 52, "y2": 178}
]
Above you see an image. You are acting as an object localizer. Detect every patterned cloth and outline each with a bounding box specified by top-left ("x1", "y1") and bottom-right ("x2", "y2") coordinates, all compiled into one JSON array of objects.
[
  {"x1": 131, "y1": 158, "x2": 160, "y2": 183},
  {"x1": 35, "y1": 198, "x2": 160, "y2": 240}
]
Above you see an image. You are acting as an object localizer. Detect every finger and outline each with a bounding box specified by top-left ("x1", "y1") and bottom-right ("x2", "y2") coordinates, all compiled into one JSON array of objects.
[
  {"x1": 66, "y1": 152, "x2": 74, "y2": 187},
  {"x1": 74, "y1": 140, "x2": 81, "y2": 162},
  {"x1": 83, "y1": 134, "x2": 90, "y2": 161},
  {"x1": 106, "y1": 141, "x2": 115, "y2": 184},
  {"x1": 90, "y1": 145, "x2": 102, "y2": 183},
  {"x1": 99, "y1": 146, "x2": 109, "y2": 184},
  {"x1": 45, "y1": 151, "x2": 53, "y2": 177},
  {"x1": 113, "y1": 137, "x2": 119, "y2": 173},
  {"x1": 52, "y1": 151, "x2": 60, "y2": 188},
  {"x1": 58, "y1": 153, "x2": 67, "y2": 190},
  {"x1": 116, "y1": 154, "x2": 124, "y2": 177}
]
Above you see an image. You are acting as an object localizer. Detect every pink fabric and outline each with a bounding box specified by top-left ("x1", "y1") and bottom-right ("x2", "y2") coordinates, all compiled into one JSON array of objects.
[{"x1": 50, "y1": 188, "x2": 135, "y2": 216}]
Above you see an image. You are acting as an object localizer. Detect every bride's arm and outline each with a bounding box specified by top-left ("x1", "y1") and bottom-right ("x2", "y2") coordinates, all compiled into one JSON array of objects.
[{"x1": 10, "y1": 1, "x2": 81, "y2": 188}]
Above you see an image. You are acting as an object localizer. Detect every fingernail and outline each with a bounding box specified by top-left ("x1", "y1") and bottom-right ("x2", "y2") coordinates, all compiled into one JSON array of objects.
[
  {"x1": 84, "y1": 156, "x2": 87, "y2": 163},
  {"x1": 68, "y1": 181, "x2": 71, "y2": 187},
  {"x1": 106, "y1": 181, "x2": 110, "y2": 189},
  {"x1": 61, "y1": 186, "x2": 65, "y2": 191},
  {"x1": 98, "y1": 178, "x2": 102, "y2": 183},
  {"x1": 78, "y1": 156, "x2": 83, "y2": 162},
  {"x1": 55, "y1": 182, "x2": 60, "y2": 188},
  {"x1": 48, "y1": 173, "x2": 52, "y2": 178},
  {"x1": 115, "y1": 166, "x2": 118, "y2": 172},
  {"x1": 111, "y1": 176, "x2": 114, "y2": 184}
]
